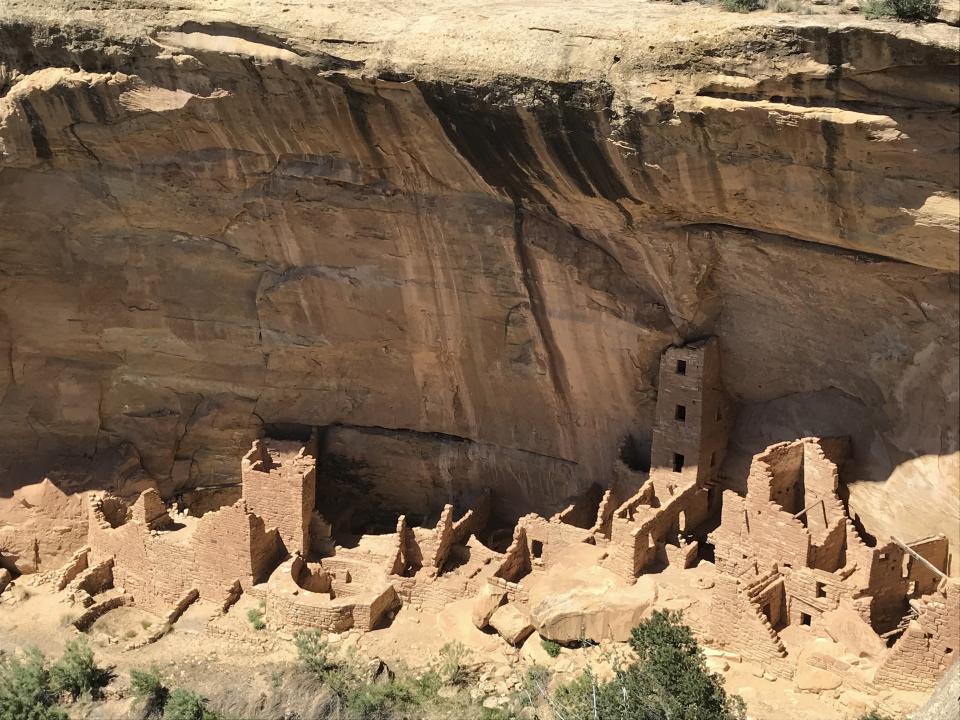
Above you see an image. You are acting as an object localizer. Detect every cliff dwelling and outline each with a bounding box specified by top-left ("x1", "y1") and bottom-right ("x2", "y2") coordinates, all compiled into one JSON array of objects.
[
  {"x1": 4, "y1": 336, "x2": 954, "y2": 718},
  {"x1": 0, "y1": 3, "x2": 958, "y2": 719}
]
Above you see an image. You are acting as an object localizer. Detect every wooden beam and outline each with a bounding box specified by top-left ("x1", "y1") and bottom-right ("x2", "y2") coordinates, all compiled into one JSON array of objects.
[
  {"x1": 791, "y1": 498, "x2": 824, "y2": 520},
  {"x1": 890, "y1": 535, "x2": 948, "y2": 581}
]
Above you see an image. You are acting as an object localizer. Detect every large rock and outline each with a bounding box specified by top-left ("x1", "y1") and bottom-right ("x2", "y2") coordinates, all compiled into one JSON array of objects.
[
  {"x1": 530, "y1": 576, "x2": 658, "y2": 644},
  {"x1": 0, "y1": 1, "x2": 956, "y2": 558},
  {"x1": 488, "y1": 604, "x2": 535, "y2": 647},
  {"x1": 795, "y1": 664, "x2": 843, "y2": 694},
  {"x1": 820, "y1": 606, "x2": 887, "y2": 661},
  {"x1": 472, "y1": 584, "x2": 507, "y2": 630}
]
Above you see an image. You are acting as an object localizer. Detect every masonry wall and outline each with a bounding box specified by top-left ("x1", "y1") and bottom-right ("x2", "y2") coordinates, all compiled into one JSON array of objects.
[
  {"x1": 262, "y1": 557, "x2": 398, "y2": 633},
  {"x1": 709, "y1": 572, "x2": 794, "y2": 678},
  {"x1": 518, "y1": 514, "x2": 592, "y2": 566},
  {"x1": 88, "y1": 493, "x2": 282, "y2": 614},
  {"x1": 649, "y1": 338, "x2": 729, "y2": 490},
  {"x1": 875, "y1": 581, "x2": 960, "y2": 691},
  {"x1": 242, "y1": 439, "x2": 316, "y2": 556},
  {"x1": 605, "y1": 480, "x2": 708, "y2": 580}
]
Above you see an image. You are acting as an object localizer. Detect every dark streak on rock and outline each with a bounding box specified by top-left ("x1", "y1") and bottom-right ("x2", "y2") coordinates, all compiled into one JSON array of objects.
[
  {"x1": 18, "y1": 97, "x2": 52, "y2": 160},
  {"x1": 512, "y1": 198, "x2": 571, "y2": 409},
  {"x1": 819, "y1": 119, "x2": 848, "y2": 241},
  {"x1": 322, "y1": 420, "x2": 579, "y2": 465}
]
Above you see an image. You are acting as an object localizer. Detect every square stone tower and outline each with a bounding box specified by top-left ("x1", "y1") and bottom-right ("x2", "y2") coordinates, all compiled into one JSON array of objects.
[
  {"x1": 649, "y1": 337, "x2": 730, "y2": 490},
  {"x1": 241, "y1": 435, "x2": 317, "y2": 557}
]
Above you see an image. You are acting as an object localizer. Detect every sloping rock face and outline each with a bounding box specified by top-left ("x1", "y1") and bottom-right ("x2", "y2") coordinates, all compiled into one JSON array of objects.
[{"x1": 0, "y1": 3, "x2": 957, "y2": 553}]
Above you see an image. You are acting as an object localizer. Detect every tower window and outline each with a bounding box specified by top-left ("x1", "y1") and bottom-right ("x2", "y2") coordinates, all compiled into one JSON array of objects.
[
  {"x1": 531, "y1": 540, "x2": 544, "y2": 559},
  {"x1": 676, "y1": 359, "x2": 687, "y2": 375},
  {"x1": 815, "y1": 581, "x2": 826, "y2": 598},
  {"x1": 672, "y1": 453, "x2": 685, "y2": 473},
  {"x1": 675, "y1": 405, "x2": 686, "y2": 421},
  {"x1": 800, "y1": 613, "x2": 812, "y2": 626}
]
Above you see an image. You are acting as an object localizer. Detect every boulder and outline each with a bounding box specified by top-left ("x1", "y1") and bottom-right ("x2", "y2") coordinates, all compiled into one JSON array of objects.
[
  {"x1": 820, "y1": 606, "x2": 886, "y2": 660},
  {"x1": 489, "y1": 604, "x2": 535, "y2": 646},
  {"x1": 471, "y1": 583, "x2": 507, "y2": 629},
  {"x1": 530, "y1": 576, "x2": 658, "y2": 644},
  {"x1": 795, "y1": 664, "x2": 843, "y2": 693}
]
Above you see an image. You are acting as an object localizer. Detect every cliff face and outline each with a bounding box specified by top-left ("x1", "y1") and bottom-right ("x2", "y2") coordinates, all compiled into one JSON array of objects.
[{"x1": 0, "y1": 2, "x2": 957, "y2": 556}]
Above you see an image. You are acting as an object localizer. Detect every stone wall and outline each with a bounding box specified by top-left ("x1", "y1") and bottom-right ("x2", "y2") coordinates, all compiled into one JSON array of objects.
[
  {"x1": 875, "y1": 580, "x2": 960, "y2": 691},
  {"x1": 262, "y1": 557, "x2": 398, "y2": 633},
  {"x1": 709, "y1": 572, "x2": 794, "y2": 678},
  {"x1": 241, "y1": 438, "x2": 316, "y2": 556},
  {"x1": 88, "y1": 491, "x2": 282, "y2": 614},
  {"x1": 649, "y1": 338, "x2": 730, "y2": 490},
  {"x1": 517, "y1": 513, "x2": 593, "y2": 567}
]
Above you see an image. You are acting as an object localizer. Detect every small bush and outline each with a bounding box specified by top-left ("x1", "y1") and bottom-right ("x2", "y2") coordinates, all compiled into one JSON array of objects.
[
  {"x1": 439, "y1": 641, "x2": 470, "y2": 686},
  {"x1": 541, "y1": 639, "x2": 562, "y2": 658},
  {"x1": 862, "y1": 0, "x2": 939, "y2": 18},
  {"x1": 0, "y1": 647, "x2": 67, "y2": 720},
  {"x1": 720, "y1": 0, "x2": 766, "y2": 11},
  {"x1": 163, "y1": 688, "x2": 218, "y2": 720},
  {"x1": 294, "y1": 631, "x2": 339, "y2": 678},
  {"x1": 49, "y1": 638, "x2": 109, "y2": 701},
  {"x1": 246, "y1": 607, "x2": 266, "y2": 631},
  {"x1": 342, "y1": 681, "x2": 415, "y2": 720},
  {"x1": 410, "y1": 670, "x2": 441, "y2": 702},
  {"x1": 130, "y1": 667, "x2": 169, "y2": 718},
  {"x1": 478, "y1": 709, "x2": 513, "y2": 720}
]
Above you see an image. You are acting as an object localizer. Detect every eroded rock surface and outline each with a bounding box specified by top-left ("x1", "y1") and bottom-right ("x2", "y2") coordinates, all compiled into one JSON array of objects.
[{"x1": 0, "y1": 2, "x2": 957, "y2": 559}]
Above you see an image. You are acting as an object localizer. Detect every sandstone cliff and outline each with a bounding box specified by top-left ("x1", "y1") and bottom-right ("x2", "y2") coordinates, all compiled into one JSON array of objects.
[{"x1": 0, "y1": 1, "x2": 957, "y2": 565}]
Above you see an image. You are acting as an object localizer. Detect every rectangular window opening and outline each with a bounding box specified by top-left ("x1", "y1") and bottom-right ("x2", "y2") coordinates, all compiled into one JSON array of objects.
[
  {"x1": 531, "y1": 540, "x2": 544, "y2": 559},
  {"x1": 675, "y1": 405, "x2": 686, "y2": 422},
  {"x1": 676, "y1": 359, "x2": 687, "y2": 375},
  {"x1": 800, "y1": 613, "x2": 812, "y2": 626},
  {"x1": 815, "y1": 581, "x2": 826, "y2": 598},
  {"x1": 672, "y1": 453, "x2": 685, "y2": 473}
]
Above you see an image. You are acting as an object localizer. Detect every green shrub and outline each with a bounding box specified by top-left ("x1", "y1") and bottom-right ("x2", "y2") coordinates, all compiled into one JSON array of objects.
[
  {"x1": 410, "y1": 670, "x2": 441, "y2": 702},
  {"x1": 48, "y1": 638, "x2": 110, "y2": 701},
  {"x1": 720, "y1": 0, "x2": 766, "y2": 11},
  {"x1": 439, "y1": 641, "x2": 470, "y2": 686},
  {"x1": 862, "y1": 0, "x2": 938, "y2": 18},
  {"x1": 294, "y1": 631, "x2": 339, "y2": 678},
  {"x1": 541, "y1": 639, "x2": 562, "y2": 658},
  {"x1": 342, "y1": 680, "x2": 416, "y2": 720},
  {"x1": 0, "y1": 647, "x2": 67, "y2": 720},
  {"x1": 246, "y1": 607, "x2": 266, "y2": 631},
  {"x1": 548, "y1": 610, "x2": 746, "y2": 720},
  {"x1": 130, "y1": 667, "x2": 169, "y2": 718},
  {"x1": 478, "y1": 709, "x2": 513, "y2": 720},
  {"x1": 162, "y1": 689, "x2": 218, "y2": 720}
]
